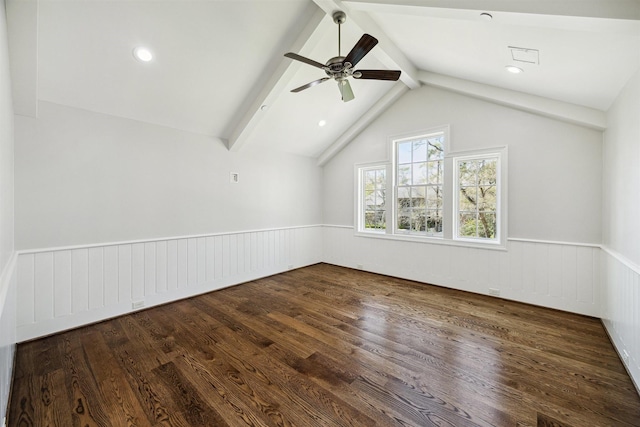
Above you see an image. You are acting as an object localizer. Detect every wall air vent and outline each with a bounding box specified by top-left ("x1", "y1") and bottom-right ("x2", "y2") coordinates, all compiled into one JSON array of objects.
[{"x1": 509, "y1": 46, "x2": 539, "y2": 65}]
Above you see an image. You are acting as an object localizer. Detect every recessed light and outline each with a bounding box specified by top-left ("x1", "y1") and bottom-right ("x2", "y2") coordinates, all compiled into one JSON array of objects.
[
  {"x1": 480, "y1": 12, "x2": 493, "y2": 21},
  {"x1": 133, "y1": 47, "x2": 153, "y2": 62},
  {"x1": 318, "y1": 120, "x2": 327, "y2": 127},
  {"x1": 505, "y1": 65, "x2": 524, "y2": 74}
]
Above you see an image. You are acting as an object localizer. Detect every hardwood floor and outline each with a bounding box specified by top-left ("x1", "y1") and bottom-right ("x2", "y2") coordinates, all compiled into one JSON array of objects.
[{"x1": 8, "y1": 263, "x2": 640, "y2": 426}]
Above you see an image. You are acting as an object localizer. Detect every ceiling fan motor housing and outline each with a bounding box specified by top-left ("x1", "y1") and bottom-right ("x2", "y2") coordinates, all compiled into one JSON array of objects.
[
  {"x1": 325, "y1": 55, "x2": 362, "y2": 82},
  {"x1": 325, "y1": 56, "x2": 349, "y2": 77}
]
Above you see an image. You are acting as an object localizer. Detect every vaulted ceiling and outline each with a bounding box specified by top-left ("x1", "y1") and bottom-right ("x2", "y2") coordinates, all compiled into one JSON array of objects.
[{"x1": 7, "y1": 0, "x2": 640, "y2": 162}]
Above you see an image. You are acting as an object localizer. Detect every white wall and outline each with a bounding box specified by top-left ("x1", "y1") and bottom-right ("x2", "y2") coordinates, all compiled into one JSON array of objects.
[
  {"x1": 13, "y1": 99, "x2": 325, "y2": 343},
  {"x1": 15, "y1": 101, "x2": 323, "y2": 250},
  {"x1": 0, "y1": 0, "x2": 13, "y2": 271},
  {"x1": 323, "y1": 85, "x2": 603, "y2": 244},
  {"x1": 0, "y1": 0, "x2": 16, "y2": 422},
  {"x1": 322, "y1": 85, "x2": 603, "y2": 316},
  {"x1": 602, "y1": 69, "x2": 640, "y2": 265},
  {"x1": 602, "y1": 68, "x2": 640, "y2": 390}
]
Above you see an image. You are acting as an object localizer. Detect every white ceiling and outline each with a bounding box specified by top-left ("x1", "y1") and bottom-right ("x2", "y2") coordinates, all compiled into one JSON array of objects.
[
  {"x1": 368, "y1": 6, "x2": 640, "y2": 110},
  {"x1": 35, "y1": 0, "x2": 312, "y2": 137},
  {"x1": 7, "y1": 0, "x2": 640, "y2": 160}
]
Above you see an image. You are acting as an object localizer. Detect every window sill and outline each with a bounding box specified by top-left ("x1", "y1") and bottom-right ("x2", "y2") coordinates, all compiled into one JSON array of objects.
[{"x1": 354, "y1": 229, "x2": 507, "y2": 251}]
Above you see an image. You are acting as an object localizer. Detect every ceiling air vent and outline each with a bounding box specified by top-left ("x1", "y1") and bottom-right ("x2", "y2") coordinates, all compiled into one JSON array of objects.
[{"x1": 509, "y1": 46, "x2": 539, "y2": 65}]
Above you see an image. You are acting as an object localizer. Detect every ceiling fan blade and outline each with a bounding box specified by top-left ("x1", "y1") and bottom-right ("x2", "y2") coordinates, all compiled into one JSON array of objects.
[
  {"x1": 355, "y1": 69, "x2": 401, "y2": 81},
  {"x1": 291, "y1": 77, "x2": 330, "y2": 93},
  {"x1": 339, "y1": 80, "x2": 355, "y2": 102},
  {"x1": 284, "y1": 52, "x2": 327, "y2": 70},
  {"x1": 343, "y1": 34, "x2": 378, "y2": 68}
]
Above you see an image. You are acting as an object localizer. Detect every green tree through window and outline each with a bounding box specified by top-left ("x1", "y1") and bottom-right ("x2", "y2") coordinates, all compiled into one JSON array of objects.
[
  {"x1": 363, "y1": 168, "x2": 386, "y2": 230},
  {"x1": 457, "y1": 157, "x2": 498, "y2": 239}
]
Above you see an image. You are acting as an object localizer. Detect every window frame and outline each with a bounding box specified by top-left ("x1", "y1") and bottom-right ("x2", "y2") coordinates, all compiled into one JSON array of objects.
[
  {"x1": 450, "y1": 146, "x2": 508, "y2": 248},
  {"x1": 391, "y1": 126, "x2": 449, "y2": 239},
  {"x1": 355, "y1": 162, "x2": 391, "y2": 235},
  {"x1": 353, "y1": 127, "x2": 507, "y2": 251}
]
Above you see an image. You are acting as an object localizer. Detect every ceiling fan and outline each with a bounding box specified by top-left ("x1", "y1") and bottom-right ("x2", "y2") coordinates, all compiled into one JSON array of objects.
[{"x1": 284, "y1": 11, "x2": 401, "y2": 102}]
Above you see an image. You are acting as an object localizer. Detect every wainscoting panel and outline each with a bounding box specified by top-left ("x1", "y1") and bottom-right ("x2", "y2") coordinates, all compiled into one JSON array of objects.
[
  {"x1": 322, "y1": 226, "x2": 600, "y2": 317},
  {"x1": 602, "y1": 247, "x2": 640, "y2": 391},
  {"x1": 0, "y1": 253, "x2": 17, "y2": 425},
  {"x1": 16, "y1": 225, "x2": 323, "y2": 342}
]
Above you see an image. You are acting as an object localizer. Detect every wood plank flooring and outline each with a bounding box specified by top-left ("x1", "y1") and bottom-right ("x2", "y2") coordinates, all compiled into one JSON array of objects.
[{"x1": 8, "y1": 263, "x2": 640, "y2": 426}]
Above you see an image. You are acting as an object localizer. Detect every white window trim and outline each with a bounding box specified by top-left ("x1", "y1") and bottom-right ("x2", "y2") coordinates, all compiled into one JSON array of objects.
[
  {"x1": 354, "y1": 161, "x2": 391, "y2": 236},
  {"x1": 353, "y1": 128, "x2": 508, "y2": 252},
  {"x1": 391, "y1": 125, "x2": 449, "y2": 239},
  {"x1": 449, "y1": 146, "x2": 508, "y2": 249}
]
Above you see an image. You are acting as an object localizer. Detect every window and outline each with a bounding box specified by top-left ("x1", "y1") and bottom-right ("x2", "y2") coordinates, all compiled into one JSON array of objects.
[
  {"x1": 456, "y1": 156, "x2": 499, "y2": 242},
  {"x1": 394, "y1": 131, "x2": 444, "y2": 236},
  {"x1": 355, "y1": 127, "x2": 506, "y2": 249},
  {"x1": 356, "y1": 164, "x2": 388, "y2": 233}
]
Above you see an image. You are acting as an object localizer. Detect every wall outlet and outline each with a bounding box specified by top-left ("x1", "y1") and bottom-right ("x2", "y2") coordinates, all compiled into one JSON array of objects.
[
  {"x1": 622, "y1": 349, "x2": 630, "y2": 366},
  {"x1": 357, "y1": 264, "x2": 363, "y2": 270},
  {"x1": 288, "y1": 264, "x2": 294, "y2": 270},
  {"x1": 132, "y1": 300, "x2": 145, "y2": 309},
  {"x1": 230, "y1": 172, "x2": 239, "y2": 183},
  {"x1": 489, "y1": 288, "x2": 500, "y2": 296}
]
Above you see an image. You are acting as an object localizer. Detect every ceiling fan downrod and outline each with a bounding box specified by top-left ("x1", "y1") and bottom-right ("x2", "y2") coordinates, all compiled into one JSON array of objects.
[{"x1": 333, "y1": 11, "x2": 346, "y2": 57}]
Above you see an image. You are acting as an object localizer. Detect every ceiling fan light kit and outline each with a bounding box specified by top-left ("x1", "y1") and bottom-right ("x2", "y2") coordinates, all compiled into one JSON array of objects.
[{"x1": 284, "y1": 11, "x2": 401, "y2": 103}]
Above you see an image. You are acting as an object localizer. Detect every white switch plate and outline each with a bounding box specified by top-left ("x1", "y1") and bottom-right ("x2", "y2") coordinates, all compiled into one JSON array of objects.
[{"x1": 230, "y1": 172, "x2": 239, "y2": 183}]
